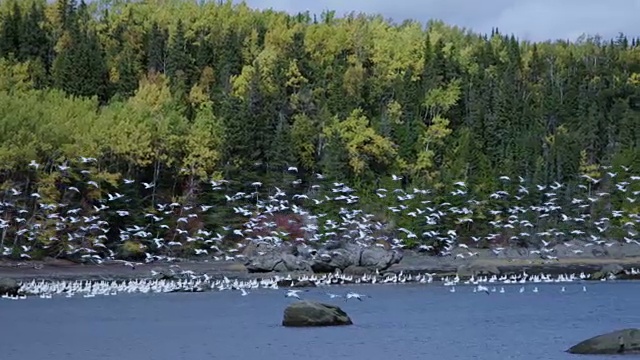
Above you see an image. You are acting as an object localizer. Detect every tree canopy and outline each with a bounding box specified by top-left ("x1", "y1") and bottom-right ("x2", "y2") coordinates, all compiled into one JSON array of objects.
[{"x1": 0, "y1": 0, "x2": 639, "y2": 259}]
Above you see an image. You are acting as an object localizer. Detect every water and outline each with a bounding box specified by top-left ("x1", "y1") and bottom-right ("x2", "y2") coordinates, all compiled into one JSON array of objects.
[{"x1": 2, "y1": 282, "x2": 639, "y2": 360}]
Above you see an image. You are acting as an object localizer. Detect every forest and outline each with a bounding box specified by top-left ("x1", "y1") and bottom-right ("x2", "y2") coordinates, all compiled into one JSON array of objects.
[{"x1": 0, "y1": 0, "x2": 639, "y2": 259}]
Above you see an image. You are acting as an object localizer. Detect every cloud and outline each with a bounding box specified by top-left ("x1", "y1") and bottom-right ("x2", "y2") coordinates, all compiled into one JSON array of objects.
[{"x1": 234, "y1": 0, "x2": 639, "y2": 42}]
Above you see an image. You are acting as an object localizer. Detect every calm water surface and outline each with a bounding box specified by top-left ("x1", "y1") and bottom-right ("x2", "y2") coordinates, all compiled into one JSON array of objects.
[{"x1": 2, "y1": 281, "x2": 639, "y2": 360}]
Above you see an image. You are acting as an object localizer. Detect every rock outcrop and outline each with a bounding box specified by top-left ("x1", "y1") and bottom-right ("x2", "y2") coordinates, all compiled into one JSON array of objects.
[
  {"x1": 309, "y1": 242, "x2": 402, "y2": 273},
  {"x1": 276, "y1": 279, "x2": 318, "y2": 288},
  {"x1": 567, "y1": 328, "x2": 640, "y2": 354},
  {"x1": 0, "y1": 277, "x2": 20, "y2": 296},
  {"x1": 245, "y1": 251, "x2": 313, "y2": 273},
  {"x1": 282, "y1": 301, "x2": 353, "y2": 327},
  {"x1": 245, "y1": 241, "x2": 402, "y2": 273},
  {"x1": 456, "y1": 260, "x2": 500, "y2": 277}
]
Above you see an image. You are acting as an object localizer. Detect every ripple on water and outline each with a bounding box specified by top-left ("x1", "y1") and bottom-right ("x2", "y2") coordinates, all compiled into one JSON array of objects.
[{"x1": 2, "y1": 282, "x2": 640, "y2": 360}]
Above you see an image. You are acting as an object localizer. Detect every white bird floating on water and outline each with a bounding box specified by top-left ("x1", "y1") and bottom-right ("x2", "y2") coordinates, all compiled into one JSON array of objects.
[
  {"x1": 285, "y1": 289, "x2": 304, "y2": 299},
  {"x1": 0, "y1": 267, "x2": 603, "y2": 300},
  {"x1": 345, "y1": 292, "x2": 370, "y2": 301}
]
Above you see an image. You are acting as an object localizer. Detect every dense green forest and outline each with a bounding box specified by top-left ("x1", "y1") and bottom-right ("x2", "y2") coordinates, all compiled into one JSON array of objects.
[{"x1": 0, "y1": 0, "x2": 639, "y2": 260}]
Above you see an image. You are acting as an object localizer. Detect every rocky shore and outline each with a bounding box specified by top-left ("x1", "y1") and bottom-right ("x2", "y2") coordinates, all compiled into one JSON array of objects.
[{"x1": 2, "y1": 241, "x2": 640, "y2": 283}]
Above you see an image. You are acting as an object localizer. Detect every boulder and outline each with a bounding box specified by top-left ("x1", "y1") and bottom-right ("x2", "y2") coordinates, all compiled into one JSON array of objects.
[
  {"x1": 321, "y1": 240, "x2": 343, "y2": 251},
  {"x1": 311, "y1": 244, "x2": 401, "y2": 273},
  {"x1": 567, "y1": 328, "x2": 640, "y2": 354},
  {"x1": 0, "y1": 278, "x2": 20, "y2": 296},
  {"x1": 457, "y1": 261, "x2": 500, "y2": 277},
  {"x1": 151, "y1": 268, "x2": 177, "y2": 280},
  {"x1": 600, "y1": 263, "x2": 624, "y2": 275},
  {"x1": 221, "y1": 262, "x2": 249, "y2": 272},
  {"x1": 605, "y1": 243, "x2": 640, "y2": 258},
  {"x1": 590, "y1": 246, "x2": 609, "y2": 258},
  {"x1": 246, "y1": 252, "x2": 311, "y2": 273},
  {"x1": 295, "y1": 245, "x2": 318, "y2": 260},
  {"x1": 343, "y1": 265, "x2": 371, "y2": 276},
  {"x1": 247, "y1": 242, "x2": 401, "y2": 273},
  {"x1": 245, "y1": 252, "x2": 282, "y2": 272},
  {"x1": 310, "y1": 258, "x2": 336, "y2": 273},
  {"x1": 495, "y1": 247, "x2": 536, "y2": 259},
  {"x1": 291, "y1": 280, "x2": 317, "y2": 288},
  {"x1": 275, "y1": 253, "x2": 312, "y2": 272},
  {"x1": 242, "y1": 242, "x2": 272, "y2": 258},
  {"x1": 310, "y1": 249, "x2": 356, "y2": 273},
  {"x1": 276, "y1": 279, "x2": 317, "y2": 288},
  {"x1": 282, "y1": 301, "x2": 353, "y2": 327},
  {"x1": 552, "y1": 243, "x2": 593, "y2": 259},
  {"x1": 360, "y1": 248, "x2": 402, "y2": 269},
  {"x1": 591, "y1": 271, "x2": 606, "y2": 281}
]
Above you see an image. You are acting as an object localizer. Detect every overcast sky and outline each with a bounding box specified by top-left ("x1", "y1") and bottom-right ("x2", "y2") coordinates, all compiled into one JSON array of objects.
[{"x1": 234, "y1": 0, "x2": 640, "y2": 42}]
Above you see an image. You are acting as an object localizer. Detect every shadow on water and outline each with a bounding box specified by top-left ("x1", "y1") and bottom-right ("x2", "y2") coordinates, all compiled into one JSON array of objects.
[{"x1": 2, "y1": 281, "x2": 640, "y2": 360}]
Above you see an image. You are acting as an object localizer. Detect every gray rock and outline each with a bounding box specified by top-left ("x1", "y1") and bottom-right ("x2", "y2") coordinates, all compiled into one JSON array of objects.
[
  {"x1": 246, "y1": 252, "x2": 312, "y2": 273},
  {"x1": 552, "y1": 242, "x2": 595, "y2": 258},
  {"x1": 567, "y1": 328, "x2": 640, "y2": 354},
  {"x1": 343, "y1": 265, "x2": 371, "y2": 276},
  {"x1": 291, "y1": 280, "x2": 317, "y2": 288},
  {"x1": 151, "y1": 268, "x2": 176, "y2": 280},
  {"x1": 310, "y1": 258, "x2": 336, "y2": 273},
  {"x1": 242, "y1": 242, "x2": 273, "y2": 258},
  {"x1": 600, "y1": 263, "x2": 624, "y2": 275},
  {"x1": 360, "y1": 247, "x2": 393, "y2": 269},
  {"x1": 496, "y1": 247, "x2": 536, "y2": 259},
  {"x1": 295, "y1": 245, "x2": 317, "y2": 260},
  {"x1": 330, "y1": 248, "x2": 360, "y2": 269},
  {"x1": 282, "y1": 301, "x2": 353, "y2": 327},
  {"x1": 590, "y1": 246, "x2": 609, "y2": 258},
  {"x1": 311, "y1": 248, "x2": 356, "y2": 272},
  {"x1": 0, "y1": 277, "x2": 19, "y2": 296},
  {"x1": 196, "y1": 282, "x2": 212, "y2": 292},
  {"x1": 321, "y1": 240, "x2": 343, "y2": 251},
  {"x1": 457, "y1": 261, "x2": 500, "y2": 276},
  {"x1": 275, "y1": 253, "x2": 312, "y2": 272},
  {"x1": 245, "y1": 252, "x2": 283, "y2": 273},
  {"x1": 311, "y1": 244, "x2": 401, "y2": 273},
  {"x1": 389, "y1": 250, "x2": 404, "y2": 266},
  {"x1": 606, "y1": 243, "x2": 640, "y2": 258},
  {"x1": 247, "y1": 242, "x2": 402, "y2": 274}
]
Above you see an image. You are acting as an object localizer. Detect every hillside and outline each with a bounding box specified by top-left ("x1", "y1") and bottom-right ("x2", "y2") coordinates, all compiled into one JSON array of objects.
[{"x1": 0, "y1": 0, "x2": 639, "y2": 261}]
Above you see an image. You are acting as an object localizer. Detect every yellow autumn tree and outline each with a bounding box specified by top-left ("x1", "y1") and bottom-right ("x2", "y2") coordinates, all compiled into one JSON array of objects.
[
  {"x1": 413, "y1": 79, "x2": 460, "y2": 180},
  {"x1": 328, "y1": 108, "x2": 396, "y2": 175}
]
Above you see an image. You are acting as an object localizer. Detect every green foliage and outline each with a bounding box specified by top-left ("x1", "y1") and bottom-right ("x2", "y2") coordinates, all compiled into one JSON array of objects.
[
  {"x1": 327, "y1": 108, "x2": 397, "y2": 176},
  {"x1": 0, "y1": 1, "x2": 639, "y2": 256},
  {"x1": 119, "y1": 240, "x2": 146, "y2": 261}
]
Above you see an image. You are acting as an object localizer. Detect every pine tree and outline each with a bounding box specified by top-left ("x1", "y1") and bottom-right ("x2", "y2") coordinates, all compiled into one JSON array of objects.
[
  {"x1": 0, "y1": 1, "x2": 22, "y2": 58},
  {"x1": 19, "y1": 2, "x2": 50, "y2": 65},
  {"x1": 147, "y1": 21, "x2": 166, "y2": 74}
]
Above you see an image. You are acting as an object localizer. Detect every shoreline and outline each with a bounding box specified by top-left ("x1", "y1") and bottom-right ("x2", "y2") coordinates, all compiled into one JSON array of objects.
[{"x1": 2, "y1": 255, "x2": 640, "y2": 283}]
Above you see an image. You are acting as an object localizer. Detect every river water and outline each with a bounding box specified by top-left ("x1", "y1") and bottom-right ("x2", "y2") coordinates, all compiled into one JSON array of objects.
[{"x1": 2, "y1": 281, "x2": 639, "y2": 360}]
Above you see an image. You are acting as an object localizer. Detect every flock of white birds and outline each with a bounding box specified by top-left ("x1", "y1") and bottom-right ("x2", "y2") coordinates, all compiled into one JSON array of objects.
[
  {"x1": 0, "y1": 157, "x2": 639, "y2": 265},
  {"x1": 3, "y1": 267, "x2": 639, "y2": 301}
]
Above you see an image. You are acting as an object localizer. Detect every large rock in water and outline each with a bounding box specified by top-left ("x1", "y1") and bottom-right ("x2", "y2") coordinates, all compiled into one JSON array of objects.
[
  {"x1": 567, "y1": 328, "x2": 640, "y2": 354},
  {"x1": 0, "y1": 278, "x2": 20, "y2": 296},
  {"x1": 282, "y1": 301, "x2": 353, "y2": 327}
]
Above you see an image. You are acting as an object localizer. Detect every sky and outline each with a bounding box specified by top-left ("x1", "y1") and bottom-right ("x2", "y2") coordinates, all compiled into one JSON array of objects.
[{"x1": 234, "y1": 0, "x2": 640, "y2": 42}]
